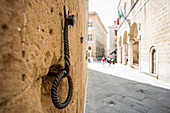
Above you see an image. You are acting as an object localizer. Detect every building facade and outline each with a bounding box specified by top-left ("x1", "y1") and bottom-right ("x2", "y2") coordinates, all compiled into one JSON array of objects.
[
  {"x1": 0, "y1": 0, "x2": 88, "y2": 113},
  {"x1": 88, "y1": 12, "x2": 108, "y2": 61},
  {"x1": 117, "y1": 0, "x2": 170, "y2": 83},
  {"x1": 108, "y1": 21, "x2": 117, "y2": 59}
]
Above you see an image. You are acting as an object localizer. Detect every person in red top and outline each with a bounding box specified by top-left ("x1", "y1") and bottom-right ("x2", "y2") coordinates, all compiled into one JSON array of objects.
[
  {"x1": 101, "y1": 57, "x2": 105, "y2": 67},
  {"x1": 109, "y1": 59, "x2": 111, "y2": 67}
]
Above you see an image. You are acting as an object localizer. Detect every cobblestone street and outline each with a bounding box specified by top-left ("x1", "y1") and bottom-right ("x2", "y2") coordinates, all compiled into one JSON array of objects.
[{"x1": 85, "y1": 63, "x2": 170, "y2": 113}]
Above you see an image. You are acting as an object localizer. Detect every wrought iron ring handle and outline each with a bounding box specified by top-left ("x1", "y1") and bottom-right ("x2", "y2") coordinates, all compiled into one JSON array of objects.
[
  {"x1": 51, "y1": 71, "x2": 73, "y2": 109},
  {"x1": 51, "y1": 5, "x2": 75, "y2": 109}
]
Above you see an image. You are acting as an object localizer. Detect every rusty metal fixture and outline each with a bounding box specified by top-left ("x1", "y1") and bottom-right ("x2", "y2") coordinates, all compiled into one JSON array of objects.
[
  {"x1": 50, "y1": 71, "x2": 73, "y2": 109},
  {"x1": 50, "y1": 5, "x2": 75, "y2": 109}
]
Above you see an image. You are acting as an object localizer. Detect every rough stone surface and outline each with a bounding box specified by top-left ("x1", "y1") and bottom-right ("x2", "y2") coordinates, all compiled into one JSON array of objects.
[
  {"x1": 0, "y1": 0, "x2": 88, "y2": 113},
  {"x1": 85, "y1": 68, "x2": 170, "y2": 113}
]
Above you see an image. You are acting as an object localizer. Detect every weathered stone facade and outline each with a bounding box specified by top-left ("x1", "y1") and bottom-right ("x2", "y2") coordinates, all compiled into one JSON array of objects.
[
  {"x1": 88, "y1": 12, "x2": 107, "y2": 61},
  {"x1": 108, "y1": 21, "x2": 117, "y2": 59},
  {"x1": 0, "y1": 0, "x2": 88, "y2": 113},
  {"x1": 117, "y1": 0, "x2": 170, "y2": 83}
]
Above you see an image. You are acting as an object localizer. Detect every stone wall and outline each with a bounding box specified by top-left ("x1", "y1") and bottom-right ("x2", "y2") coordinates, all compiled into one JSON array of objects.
[
  {"x1": 0, "y1": 0, "x2": 88, "y2": 113},
  {"x1": 140, "y1": 0, "x2": 170, "y2": 82}
]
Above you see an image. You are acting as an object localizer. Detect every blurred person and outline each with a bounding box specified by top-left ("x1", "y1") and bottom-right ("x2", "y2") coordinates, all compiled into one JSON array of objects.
[
  {"x1": 101, "y1": 57, "x2": 105, "y2": 67},
  {"x1": 107, "y1": 56, "x2": 110, "y2": 63},
  {"x1": 109, "y1": 59, "x2": 111, "y2": 67},
  {"x1": 111, "y1": 58, "x2": 114, "y2": 64}
]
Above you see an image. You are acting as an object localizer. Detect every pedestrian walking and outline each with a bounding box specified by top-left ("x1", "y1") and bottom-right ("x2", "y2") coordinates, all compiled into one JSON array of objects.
[
  {"x1": 107, "y1": 56, "x2": 110, "y2": 63},
  {"x1": 109, "y1": 59, "x2": 111, "y2": 67},
  {"x1": 107, "y1": 56, "x2": 111, "y2": 66},
  {"x1": 101, "y1": 57, "x2": 105, "y2": 67},
  {"x1": 111, "y1": 59, "x2": 114, "y2": 64}
]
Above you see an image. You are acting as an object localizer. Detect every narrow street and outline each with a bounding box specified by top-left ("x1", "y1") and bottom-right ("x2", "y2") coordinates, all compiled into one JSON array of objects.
[
  {"x1": 1, "y1": 0, "x2": 170, "y2": 112},
  {"x1": 85, "y1": 63, "x2": 170, "y2": 113}
]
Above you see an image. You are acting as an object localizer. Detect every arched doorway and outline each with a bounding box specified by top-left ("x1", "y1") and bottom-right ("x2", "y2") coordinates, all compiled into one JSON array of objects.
[
  {"x1": 150, "y1": 46, "x2": 158, "y2": 77},
  {"x1": 123, "y1": 31, "x2": 128, "y2": 65},
  {"x1": 133, "y1": 42, "x2": 139, "y2": 64},
  {"x1": 130, "y1": 23, "x2": 139, "y2": 68},
  {"x1": 151, "y1": 49, "x2": 156, "y2": 74}
]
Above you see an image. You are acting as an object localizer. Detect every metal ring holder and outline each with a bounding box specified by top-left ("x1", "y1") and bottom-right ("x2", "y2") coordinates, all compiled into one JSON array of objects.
[{"x1": 50, "y1": 5, "x2": 76, "y2": 109}]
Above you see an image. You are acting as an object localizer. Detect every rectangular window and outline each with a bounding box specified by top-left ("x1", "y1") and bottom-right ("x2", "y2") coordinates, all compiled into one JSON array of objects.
[
  {"x1": 88, "y1": 21, "x2": 92, "y2": 27},
  {"x1": 88, "y1": 34, "x2": 92, "y2": 38},
  {"x1": 88, "y1": 33, "x2": 92, "y2": 41},
  {"x1": 88, "y1": 38, "x2": 92, "y2": 41}
]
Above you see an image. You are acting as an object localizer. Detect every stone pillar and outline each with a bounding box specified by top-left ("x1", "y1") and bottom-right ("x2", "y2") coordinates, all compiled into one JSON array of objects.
[
  {"x1": 128, "y1": 41, "x2": 133, "y2": 67},
  {"x1": 139, "y1": 40, "x2": 141, "y2": 71},
  {"x1": 122, "y1": 44, "x2": 126, "y2": 65},
  {"x1": 118, "y1": 46, "x2": 122, "y2": 63}
]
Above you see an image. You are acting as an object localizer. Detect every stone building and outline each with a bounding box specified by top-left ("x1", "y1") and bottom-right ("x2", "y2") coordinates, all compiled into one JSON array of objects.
[
  {"x1": 88, "y1": 12, "x2": 108, "y2": 61},
  {"x1": 117, "y1": 0, "x2": 170, "y2": 83},
  {"x1": 0, "y1": 0, "x2": 88, "y2": 113},
  {"x1": 108, "y1": 21, "x2": 117, "y2": 59}
]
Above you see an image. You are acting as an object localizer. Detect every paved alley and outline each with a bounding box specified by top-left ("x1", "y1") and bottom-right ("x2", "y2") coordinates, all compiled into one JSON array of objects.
[{"x1": 85, "y1": 63, "x2": 170, "y2": 113}]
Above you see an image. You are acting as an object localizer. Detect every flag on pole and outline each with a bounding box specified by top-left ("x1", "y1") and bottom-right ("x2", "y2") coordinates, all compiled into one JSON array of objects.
[
  {"x1": 117, "y1": 17, "x2": 119, "y2": 25},
  {"x1": 121, "y1": 10, "x2": 126, "y2": 20},
  {"x1": 118, "y1": 10, "x2": 122, "y2": 18}
]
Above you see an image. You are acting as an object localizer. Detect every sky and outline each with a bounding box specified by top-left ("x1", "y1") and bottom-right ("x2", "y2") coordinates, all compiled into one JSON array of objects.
[{"x1": 89, "y1": 0, "x2": 119, "y2": 49}]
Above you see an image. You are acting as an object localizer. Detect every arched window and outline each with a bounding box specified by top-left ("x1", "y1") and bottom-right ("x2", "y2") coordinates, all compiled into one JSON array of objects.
[
  {"x1": 151, "y1": 49, "x2": 156, "y2": 74},
  {"x1": 150, "y1": 46, "x2": 158, "y2": 77}
]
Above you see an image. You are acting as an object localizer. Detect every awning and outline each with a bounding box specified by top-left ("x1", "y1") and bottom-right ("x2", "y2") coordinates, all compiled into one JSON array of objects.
[{"x1": 109, "y1": 49, "x2": 117, "y2": 55}]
